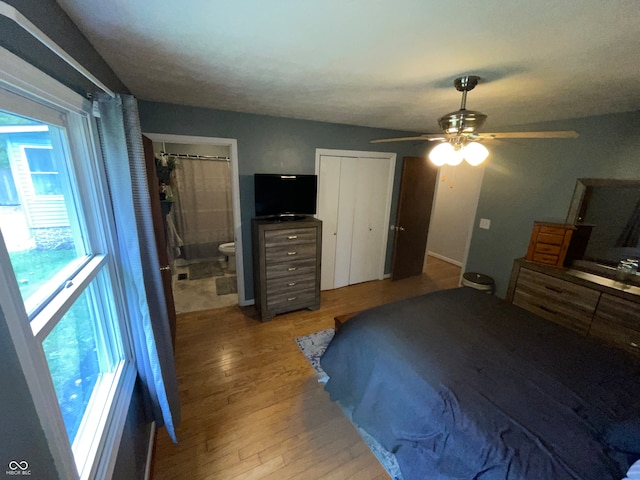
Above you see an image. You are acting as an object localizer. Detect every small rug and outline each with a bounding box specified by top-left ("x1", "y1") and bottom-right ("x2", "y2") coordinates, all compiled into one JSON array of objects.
[
  {"x1": 295, "y1": 329, "x2": 404, "y2": 480},
  {"x1": 215, "y1": 276, "x2": 237, "y2": 295},
  {"x1": 188, "y1": 261, "x2": 223, "y2": 280},
  {"x1": 294, "y1": 328, "x2": 335, "y2": 382}
]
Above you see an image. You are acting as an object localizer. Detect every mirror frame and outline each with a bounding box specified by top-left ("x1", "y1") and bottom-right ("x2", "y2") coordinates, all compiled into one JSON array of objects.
[
  {"x1": 566, "y1": 178, "x2": 640, "y2": 224},
  {"x1": 565, "y1": 178, "x2": 640, "y2": 285}
]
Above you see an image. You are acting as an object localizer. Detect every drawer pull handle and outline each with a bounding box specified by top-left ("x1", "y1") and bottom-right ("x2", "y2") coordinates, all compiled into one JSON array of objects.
[
  {"x1": 287, "y1": 267, "x2": 297, "y2": 271},
  {"x1": 544, "y1": 285, "x2": 563, "y2": 294},
  {"x1": 288, "y1": 282, "x2": 297, "y2": 286},
  {"x1": 540, "y1": 305, "x2": 558, "y2": 315},
  {"x1": 287, "y1": 297, "x2": 297, "y2": 302},
  {"x1": 287, "y1": 235, "x2": 298, "y2": 240},
  {"x1": 287, "y1": 251, "x2": 297, "y2": 256}
]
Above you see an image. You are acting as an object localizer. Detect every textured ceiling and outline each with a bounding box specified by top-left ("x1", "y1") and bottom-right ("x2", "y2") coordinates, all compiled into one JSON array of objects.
[{"x1": 56, "y1": 0, "x2": 640, "y2": 133}]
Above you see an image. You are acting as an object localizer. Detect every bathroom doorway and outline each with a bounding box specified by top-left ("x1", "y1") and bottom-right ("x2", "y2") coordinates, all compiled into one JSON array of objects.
[{"x1": 145, "y1": 133, "x2": 244, "y2": 313}]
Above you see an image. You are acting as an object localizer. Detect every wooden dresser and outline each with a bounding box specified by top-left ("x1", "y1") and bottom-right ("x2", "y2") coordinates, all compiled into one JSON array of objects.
[
  {"x1": 506, "y1": 258, "x2": 640, "y2": 355},
  {"x1": 525, "y1": 222, "x2": 575, "y2": 267},
  {"x1": 252, "y1": 217, "x2": 322, "y2": 322}
]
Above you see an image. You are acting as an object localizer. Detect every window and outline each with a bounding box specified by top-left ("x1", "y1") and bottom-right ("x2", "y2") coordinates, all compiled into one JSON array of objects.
[
  {"x1": 0, "y1": 52, "x2": 135, "y2": 479},
  {"x1": 24, "y1": 146, "x2": 63, "y2": 195}
]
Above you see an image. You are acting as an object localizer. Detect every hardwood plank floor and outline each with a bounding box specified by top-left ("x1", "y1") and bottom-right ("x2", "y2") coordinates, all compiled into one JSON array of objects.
[{"x1": 152, "y1": 257, "x2": 461, "y2": 480}]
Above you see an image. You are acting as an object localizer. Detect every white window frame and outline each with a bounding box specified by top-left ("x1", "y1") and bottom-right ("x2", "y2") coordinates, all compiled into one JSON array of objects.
[
  {"x1": 21, "y1": 144, "x2": 61, "y2": 197},
  {"x1": 0, "y1": 47, "x2": 137, "y2": 480}
]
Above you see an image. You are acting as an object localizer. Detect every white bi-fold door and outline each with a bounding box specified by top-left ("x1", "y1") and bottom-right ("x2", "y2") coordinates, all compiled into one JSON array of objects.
[{"x1": 316, "y1": 152, "x2": 396, "y2": 290}]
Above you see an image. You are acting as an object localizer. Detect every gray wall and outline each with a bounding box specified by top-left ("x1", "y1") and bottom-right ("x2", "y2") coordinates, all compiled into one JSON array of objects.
[
  {"x1": 138, "y1": 100, "x2": 428, "y2": 300},
  {"x1": 465, "y1": 110, "x2": 640, "y2": 297},
  {"x1": 0, "y1": 2, "x2": 146, "y2": 479},
  {"x1": 0, "y1": 0, "x2": 128, "y2": 96}
]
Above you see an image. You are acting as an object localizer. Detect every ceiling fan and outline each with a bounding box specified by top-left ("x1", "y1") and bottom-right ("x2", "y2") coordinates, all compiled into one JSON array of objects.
[{"x1": 370, "y1": 75, "x2": 579, "y2": 146}]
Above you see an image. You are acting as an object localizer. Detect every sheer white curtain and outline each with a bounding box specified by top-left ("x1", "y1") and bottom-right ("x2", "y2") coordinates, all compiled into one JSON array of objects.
[{"x1": 172, "y1": 157, "x2": 233, "y2": 260}]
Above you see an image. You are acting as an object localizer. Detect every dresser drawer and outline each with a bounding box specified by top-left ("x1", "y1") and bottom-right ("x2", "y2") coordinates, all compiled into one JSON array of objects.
[
  {"x1": 265, "y1": 257, "x2": 316, "y2": 280},
  {"x1": 590, "y1": 294, "x2": 640, "y2": 354},
  {"x1": 513, "y1": 268, "x2": 599, "y2": 333},
  {"x1": 266, "y1": 272, "x2": 316, "y2": 295},
  {"x1": 536, "y1": 232, "x2": 565, "y2": 245},
  {"x1": 264, "y1": 227, "x2": 317, "y2": 247},
  {"x1": 265, "y1": 242, "x2": 316, "y2": 263},
  {"x1": 531, "y1": 253, "x2": 560, "y2": 265},
  {"x1": 534, "y1": 243, "x2": 561, "y2": 255},
  {"x1": 266, "y1": 287, "x2": 318, "y2": 311}
]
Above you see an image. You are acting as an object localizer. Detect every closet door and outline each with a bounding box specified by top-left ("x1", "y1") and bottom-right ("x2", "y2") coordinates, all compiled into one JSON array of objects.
[
  {"x1": 349, "y1": 157, "x2": 392, "y2": 284},
  {"x1": 333, "y1": 159, "x2": 358, "y2": 289},
  {"x1": 318, "y1": 155, "x2": 341, "y2": 291},
  {"x1": 317, "y1": 152, "x2": 395, "y2": 290}
]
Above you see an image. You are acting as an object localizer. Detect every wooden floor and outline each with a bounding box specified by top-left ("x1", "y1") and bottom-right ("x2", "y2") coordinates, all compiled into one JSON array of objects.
[{"x1": 152, "y1": 257, "x2": 461, "y2": 480}]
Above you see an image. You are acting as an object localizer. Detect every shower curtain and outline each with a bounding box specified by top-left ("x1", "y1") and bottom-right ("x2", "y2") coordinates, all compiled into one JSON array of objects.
[{"x1": 171, "y1": 157, "x2": 233, "y2": 260}]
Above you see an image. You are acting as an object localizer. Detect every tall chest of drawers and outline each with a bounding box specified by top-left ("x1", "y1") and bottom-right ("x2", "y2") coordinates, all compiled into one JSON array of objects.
[{"x1": 252, "y1": 217, "x2": 322, "y2": 322}]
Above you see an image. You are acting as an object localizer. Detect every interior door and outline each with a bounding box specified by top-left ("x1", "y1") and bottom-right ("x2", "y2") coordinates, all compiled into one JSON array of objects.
[
  {"x1": 317, "y1": 153, "x2": 395, "y2": 289},
  {"x1": 349, "y1": 157, "x2": 392, "y2": 284},
  {"x1": 142, "y1": 134, "x2": 177, "y2": 346},
  {"x1": 391, "y1": 156, "x2": 438, "y2": 280},
  {"x1": 318, "y1": 155, "x2": 341, "y2": 290}
]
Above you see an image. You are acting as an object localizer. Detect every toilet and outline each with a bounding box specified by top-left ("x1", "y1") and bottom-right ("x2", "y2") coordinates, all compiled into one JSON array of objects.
[{"x1": 219, "y1": 242, "x2": 236, "y2": 272}]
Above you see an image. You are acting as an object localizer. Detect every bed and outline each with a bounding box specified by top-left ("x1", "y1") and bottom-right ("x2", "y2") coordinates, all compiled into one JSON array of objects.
[{"x1": 320, "y1": 287, "x2": 640, "y2": 480}]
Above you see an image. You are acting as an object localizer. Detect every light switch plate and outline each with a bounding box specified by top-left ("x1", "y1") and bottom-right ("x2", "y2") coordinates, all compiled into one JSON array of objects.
[{"x1": 479, "y1": 218, "x2": 491, "y2": 230}]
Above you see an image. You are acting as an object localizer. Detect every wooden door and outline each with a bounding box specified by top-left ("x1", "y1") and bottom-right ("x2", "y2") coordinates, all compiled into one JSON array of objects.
[
  {"x1": 391, "y1": 156, "x2": 438, "y2": 280},
  {"x1": 142, "y1": 134, "x2": 177, "y2": 346}
]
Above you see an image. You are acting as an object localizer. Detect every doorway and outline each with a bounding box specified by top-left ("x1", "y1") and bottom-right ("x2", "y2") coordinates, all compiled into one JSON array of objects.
[
  {"x1": 424, "y1": 163, "x2": 485, "y2": 272},
  {"x1": 144, "y1": 133, "x2": 245, "y2": 313}
]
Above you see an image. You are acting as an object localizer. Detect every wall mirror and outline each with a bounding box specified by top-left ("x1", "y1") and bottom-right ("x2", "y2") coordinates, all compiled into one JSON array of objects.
[{"x1": 565, "y1": 178, "x2": 640, "y2": 279}]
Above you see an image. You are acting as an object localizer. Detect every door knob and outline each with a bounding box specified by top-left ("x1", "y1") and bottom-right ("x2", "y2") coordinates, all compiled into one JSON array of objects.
[{"x1": 398, "y1": 226, "x2": 405, "y2": 231}]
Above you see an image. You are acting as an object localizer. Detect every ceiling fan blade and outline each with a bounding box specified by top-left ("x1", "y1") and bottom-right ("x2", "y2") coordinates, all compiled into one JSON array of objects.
[
  {"x1": 474, "y1": 131, "x2": 579, "y2": 140},
  {"x1": 370, "y1": 134, "x2": 445, "y2": 144}
]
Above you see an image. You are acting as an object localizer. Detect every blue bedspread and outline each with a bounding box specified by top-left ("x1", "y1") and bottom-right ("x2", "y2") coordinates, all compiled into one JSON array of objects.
[{"x1": 320, "y1": 287, "x2": 640, "y2": 480}]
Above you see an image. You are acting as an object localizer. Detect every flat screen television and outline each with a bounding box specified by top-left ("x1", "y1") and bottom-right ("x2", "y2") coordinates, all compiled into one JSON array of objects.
[{"x1": 254, "y1": 174, "x2": 317, "y2": 219}]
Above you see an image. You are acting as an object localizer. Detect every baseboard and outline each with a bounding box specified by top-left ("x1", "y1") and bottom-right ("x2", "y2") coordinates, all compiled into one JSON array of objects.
[
  {"x1": 144, "y1": 421, "x2": 156, "y2": 480},
  {"x1": 427, "y1": 251, "x2": 463, "y2": 267}
]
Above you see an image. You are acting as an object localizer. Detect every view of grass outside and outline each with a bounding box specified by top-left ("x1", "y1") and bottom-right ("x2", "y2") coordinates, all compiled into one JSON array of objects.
[
  {"x1": 9, "y1": 246, "x2": 99, "y2": 444},
  {"x1": 9, "y1": 248, "x2": 76, "y2": 300},
  {"x1": 42, "y1": 286, "x2": 100, "y2": 445}
]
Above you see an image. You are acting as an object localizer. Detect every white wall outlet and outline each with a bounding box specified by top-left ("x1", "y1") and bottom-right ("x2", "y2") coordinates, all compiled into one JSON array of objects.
[{"x1": 479, "y1": 218, "x2": 491, "y2": 230}]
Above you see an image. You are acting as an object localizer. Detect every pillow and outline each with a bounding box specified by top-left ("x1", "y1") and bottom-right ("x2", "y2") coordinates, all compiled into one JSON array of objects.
[
  {"x1": 605, "y1": 419, "x2": 640, "y2": 454},
  {"x1": 623, "y1": 458, "x2": 640, "y2": 480}
]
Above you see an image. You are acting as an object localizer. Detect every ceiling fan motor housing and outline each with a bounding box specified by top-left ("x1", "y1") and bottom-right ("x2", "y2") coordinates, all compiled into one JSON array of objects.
[{"x1": 438, "y1": 110, "x2": 488, "y2": 134}]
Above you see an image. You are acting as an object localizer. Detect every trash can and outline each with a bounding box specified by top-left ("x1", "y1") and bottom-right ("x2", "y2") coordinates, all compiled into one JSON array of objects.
[{"x1": 461, "y1": 272, "x2": 495, "y2": 294}]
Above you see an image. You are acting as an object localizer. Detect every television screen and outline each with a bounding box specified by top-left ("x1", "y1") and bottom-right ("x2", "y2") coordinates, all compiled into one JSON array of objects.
[{"x1": 254, "y1": 174, "x2": 317, "y2": 218}]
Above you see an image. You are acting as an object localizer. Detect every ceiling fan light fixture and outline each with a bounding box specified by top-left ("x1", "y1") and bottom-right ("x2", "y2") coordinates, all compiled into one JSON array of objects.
[
  {"x1": 428, "y1": 142, "x2": 453, "y2": 166},
  {"x1": 462, "y1": 142, "x2": 489, "y2": 166},
  {"x1": 429, "y1": 140, "x2": 489, "y2": 167}
]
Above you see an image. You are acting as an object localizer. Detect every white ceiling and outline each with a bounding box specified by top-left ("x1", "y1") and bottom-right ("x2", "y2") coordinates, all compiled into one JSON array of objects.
[{"x1": 56, "y1": 0, "x2": 640, "y2": 133}]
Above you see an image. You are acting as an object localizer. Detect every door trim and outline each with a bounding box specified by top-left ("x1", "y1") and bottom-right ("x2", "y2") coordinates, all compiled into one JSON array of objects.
[
  {"x1": 142, "y1": 133, "x2": 247, "y2": 305},
  {"x1": 315, "y1": 148, "x2": 397, "y2": 284}
]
